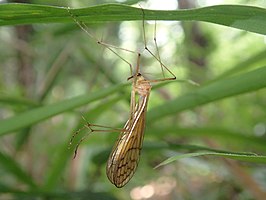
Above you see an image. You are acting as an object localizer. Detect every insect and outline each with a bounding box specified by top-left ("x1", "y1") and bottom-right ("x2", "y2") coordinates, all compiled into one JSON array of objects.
[{"x1": 68, "y1": 7, "x2": 176, "y2": 187}]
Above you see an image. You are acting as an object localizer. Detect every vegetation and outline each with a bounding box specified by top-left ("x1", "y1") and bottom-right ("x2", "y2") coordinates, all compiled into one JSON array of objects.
[{"x1": 0, "y1": 0, "x2": 265, "y2": 199}]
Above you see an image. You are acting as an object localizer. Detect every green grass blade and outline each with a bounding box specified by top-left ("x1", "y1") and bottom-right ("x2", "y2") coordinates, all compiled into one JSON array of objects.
[
  {"x1": 148, "y1": 66, "x2": 266, "y2": 122},
  {"x1": 155, "y1": 152, "x2": 266, "y2": 169},
  {"x1": 215, "y1": 49, "x2": 266, "y2": 80},
  {"x1": 147, "y1": 127, "x2": 266, "y2": 151},
  {"x1": 0, "y1": 151, "x2": 36, "y2": 187},
  {"x1": 0, "y1": 3, "x2": 265, "y2": 35},
  {"x1": 0, "y1": 83, "x2": 126, "y2": 136}
]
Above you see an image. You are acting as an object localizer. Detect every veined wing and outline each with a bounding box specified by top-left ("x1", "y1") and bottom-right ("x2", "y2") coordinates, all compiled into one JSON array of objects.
[{"x1": 106, "y1": 94, "x2": 149, "y2": 188}]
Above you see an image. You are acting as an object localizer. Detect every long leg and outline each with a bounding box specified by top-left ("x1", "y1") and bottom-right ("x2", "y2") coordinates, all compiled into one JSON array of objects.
[
  {"x1": 67, "y1": 7, "x2": 141, "y2": 76},
  {"x1": 70, "y1": 116, "x2": 126, "y2": 158},
  {"x1": 141, "y1": 8, "x2": 176, "y2": 81}
]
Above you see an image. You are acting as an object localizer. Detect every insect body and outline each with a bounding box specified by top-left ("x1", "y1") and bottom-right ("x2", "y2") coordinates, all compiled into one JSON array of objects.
[{"x1": 107, "y1": 71, "x2": 151, "y2": 187}]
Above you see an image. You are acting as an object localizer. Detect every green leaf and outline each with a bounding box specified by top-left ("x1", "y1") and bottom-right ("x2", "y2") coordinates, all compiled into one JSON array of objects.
[
  {"x1": 215, "y1": 49, "x2": 266, "y2": 80},
  {"x1": 147, "y1": 127, "x2": 266, "y2": 151},
  {"x1": 155, "y1": 152, "x2": 266, "y2": 169},
  {"x1": 0, "y1": 151, "x2": 36, "y2": 187},
  {"x1": 0, "y1": 95, "x2": 39, "y2": 107},
  {"x1": 0, "y1": 83, "x2": 126, "y2": 136},
  {"x1": 148, "y1": 66, "x2": 266, "y2": 122},
  {"x1": 0, "y1": 3, "x2": 265, "y2": 35}
]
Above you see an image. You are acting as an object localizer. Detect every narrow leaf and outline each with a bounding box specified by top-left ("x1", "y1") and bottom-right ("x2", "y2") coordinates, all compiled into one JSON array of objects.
[
  {"x1": 0, "y1": 151, "x2": 36, "y2": 187},
  {"x1": 0, "y1": 4, "x2": 265, "y2": 35},
  {"x1": 155, "y1": 152, "x2": 266, "y2": 168},
  {"x1": 148, "y1": 66, "x2": 266, "y2": 122},
  {"x1": 0, "y1": 84, "x2": 126, "y2": 136}
]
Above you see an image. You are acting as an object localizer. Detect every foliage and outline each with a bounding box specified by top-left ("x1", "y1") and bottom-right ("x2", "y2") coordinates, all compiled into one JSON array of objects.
[{"x1": 0, "y1": 1, "x2": 266, "y2": 199}]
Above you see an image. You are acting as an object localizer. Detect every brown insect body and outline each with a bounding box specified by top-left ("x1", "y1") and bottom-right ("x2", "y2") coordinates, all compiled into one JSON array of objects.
[{"x1": 106, "y1": 73, "x2": 151, "y2": 188}]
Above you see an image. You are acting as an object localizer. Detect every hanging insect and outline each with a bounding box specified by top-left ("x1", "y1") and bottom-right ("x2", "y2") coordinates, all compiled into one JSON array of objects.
[{"x1": 68, "y1": 7, "x2": 176, "y2": 188}]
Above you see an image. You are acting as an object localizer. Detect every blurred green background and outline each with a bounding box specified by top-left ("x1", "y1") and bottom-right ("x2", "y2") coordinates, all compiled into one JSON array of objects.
[{"x1": 0, "y1": 0, "x2": 266, "y2": 199}]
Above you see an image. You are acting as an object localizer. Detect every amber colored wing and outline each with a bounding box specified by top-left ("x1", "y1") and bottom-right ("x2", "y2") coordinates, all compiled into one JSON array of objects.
[{"x1": 106, "y1": 95, "x2": 149, "y2": 188}]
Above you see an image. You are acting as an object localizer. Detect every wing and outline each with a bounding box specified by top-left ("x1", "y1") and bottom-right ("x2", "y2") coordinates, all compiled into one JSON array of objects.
[{"x1": 106, "y1": 95, "x2": 149, "y2": 188}]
